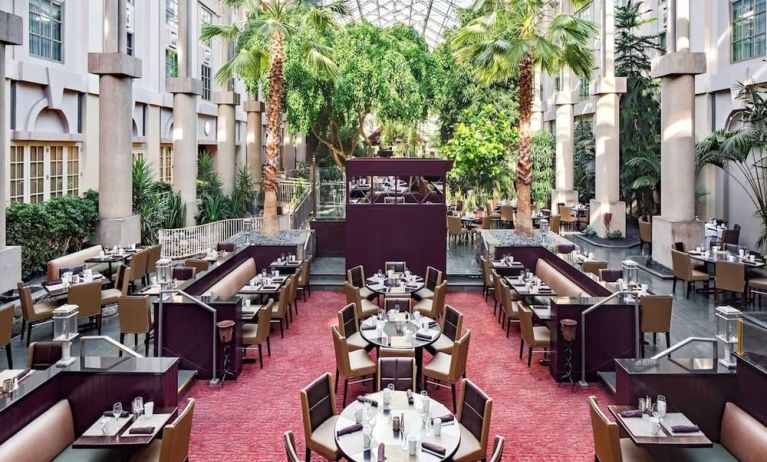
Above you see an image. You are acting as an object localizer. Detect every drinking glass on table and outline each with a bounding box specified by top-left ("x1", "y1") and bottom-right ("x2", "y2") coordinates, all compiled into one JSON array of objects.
[
  {"x1": 112, "y1": 402, "x2": 123, "y2": 419},
  {"x1": 656, "y1": 395, "x2": 667, "y2": 420},
  {"x1": 132, "y1": 397, "x2": 143, "y2": 417},
  {"x1": 420, "y1": 390, "x2": 430, "y2": 416}
]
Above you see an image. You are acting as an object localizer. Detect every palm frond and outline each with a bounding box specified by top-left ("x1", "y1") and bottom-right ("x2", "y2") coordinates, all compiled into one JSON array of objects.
[{"x1": 200, "y1": 24, "x2": 241, "y2": 43}]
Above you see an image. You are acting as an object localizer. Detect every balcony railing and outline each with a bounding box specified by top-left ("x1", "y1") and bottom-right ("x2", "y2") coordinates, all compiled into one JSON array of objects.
[{"x1": 158, "y1": 218, "x2": 261, "y2": 259}]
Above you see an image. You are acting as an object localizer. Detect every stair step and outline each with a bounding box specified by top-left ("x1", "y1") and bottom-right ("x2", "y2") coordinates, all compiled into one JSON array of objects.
[
  {"x1": 178, "y1": 369, "x2": 198, "y2": 396},
  {"x1": 597, "y1": 371, "x2": 617, "y2": 395}
]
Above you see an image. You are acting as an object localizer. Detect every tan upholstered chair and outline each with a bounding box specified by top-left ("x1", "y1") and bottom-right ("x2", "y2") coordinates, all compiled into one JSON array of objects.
[
  {"x1": 68, "y1": 281, "x2": 103, "y2": 335},
  {"x1": 485, "y1": 200, "x2": 500, "y2": 220},
  {"x1": 129, "y1": 249, "x2": 149, "y2": 287},
  {"x1": 145, "y1": 245, "x2": 162, "y2": 279},
  {"x1": 721, "y1": 228, "x2": 739, "y2": 245},
  {"x1": 283, "y1": 431, "x2": 301, "y2": 462},
  {"x1": 671, "y1": 249, "x2": 710, "y2": 298},
  {"x1": 452, "y1": 379, "x2": 494, "y2": 462},
  {"x1": 638, "y1": 220, "x2": 652, "y2": 255},
  {"x1": 344, "y1": 282, "x2": 378, "y2": 319},
  {"x1": 1, "y1": 304, "x2": 13, "y2": 368},
  {"x1": 18, "y1": 282, "x2": 57, "y2": 346},
  {"x1": 448, "y1": 215, "x2": 469, "y2": 244},
  {"x1": 243, "y1": 300, "x2": 274, "y2": 368},
  {"x1": 346, "y1": 265, "x2": 375, "y2": 301},
  {"x1": 377, "y1": 357, "x2": 416, "y2": 391},
  {"x1": 297, "y1": 258, "x2": 312, "y2": 301},
  {"x1": 582, "y1": 261, "x2": 608, "y2": 278},
  {"x1": 337, "y1": 303, "x2": 368, "y2": 352},
  {"x1": 117, "y1": 295, "x2": 153, "y2": 356},
  {"x1": 384, "y1": 261, "x2": 407, "y2": 273},
  {"x1": 379, "y1": 347, "x2": 415, "y2": 358},
  {"x1": 287, "y1": 274, "x2": 300, "y2": 316},
  {"x1": 559, "y1": 205, "x2": 578, "y2": 230},
  {"x1": 588, "y1": 396, "x2": 652, "y2": 462},
  {"x1": 748, "y1": 274, "x2": 767, "y2": 305},
  {"x1": 472, "y1": 216, "x2": 494, "y2": 237},
  {"x1": 499, "y1": 205, "x2": 515, "y2": 228},
  {"x1": 27, "y1": 341, "x2": 63, "y2": 369},
  {"x1": 640, "y1": 295, "x2": 672, "y2": 357},
  {"x1": 489, "y1": 435, "x2": 505, "y2": 462},
  {"x1": 384, "y1": 296, "x2": 410, "y2": 313},
  {"x1": 184, "y1": 258, "x2": 209, "y2": 275},
  {"x1": 300, "y1": 373, "x2": 341, "y2": 461},
  {"x1": 549, "y1": 214, "x2": 561, "y2": 234},
  {"x1": 428, "y1": 304, "x2": 463, "y2": 354},
  {"x1": 331, "y1": 326, "x2": 376, "y2": 406},
  {"x1": 479, "y1": 257, "x2": 495, "y2": 301},
  {"x1": 129, "y1": 398, "x2": 196, "y2": 462},
  {"x1": 414, "y1": 266, "x2": 443, "y2": 300},
  {"x1": 414, "y1": 280, "x2": 447, "y2": 319},
  {"x1": 519, "y1": 306, "x2": 550, "y2": 367},
  {"x1": 491, "y1": 270, "x2": 504, "y2": 319},
  {"x1": 271, "y1": 286, "x2": 290, "y2": 338},
  {"x1": 715, "y1": 261, "x2": 746, "y2": 307},
  {"x1": 423, "y1": 330, "x2": 471, "y2": 410},
  {"x1": 599, "y1": 268, "x2": 623, "y2": 283},
  {"x1": 102, "y1": 265, "x2": 132, "y2": 306},
  {"x1": 500, "y1": 280, "x2": 520, "y2": 337}
]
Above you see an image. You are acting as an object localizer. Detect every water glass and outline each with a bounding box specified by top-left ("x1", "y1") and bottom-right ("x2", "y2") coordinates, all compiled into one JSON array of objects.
[
  {"x1": 112, "y1": 402, "x2": 123, "y2": 419},
  {"x1": 657, "y1": 395, "x2": 667, "y2": 420},
  {"x1": 132, "y1": 397, "x2": 143, "y2": 416},
  {"x1": 354, "y1": 403, "x2": 364, "y2": 424},
  {"x1": 362, "y1": 425, "x2": 372, "y2": 449},
  {"x1": 420, "y1": 391, "x2": 430, "y2": 416},
  {"x1": 143, "y1": 401, "x2": 154, "y2": 419},
  {"x1": 638, "y1": 397, "x2": 646, "y2": 413}
]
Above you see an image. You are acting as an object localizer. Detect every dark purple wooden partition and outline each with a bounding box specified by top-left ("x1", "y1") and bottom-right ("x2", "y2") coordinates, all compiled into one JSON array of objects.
[{"x1": 345, "y1": 158, "x2": 452, "y2": 276}]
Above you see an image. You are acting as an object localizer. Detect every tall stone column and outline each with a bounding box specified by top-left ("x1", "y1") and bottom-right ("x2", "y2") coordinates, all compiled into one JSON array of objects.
[
  {"x1": 89, "y1": 0, "x2": 142, "y2": 246},
  {"x1": 167, "y1": 0, "x2": 200, "y2": 226},
  {"x1": 244, "y1": 96, "x2": 264, "y2": 186},
  {"x1": 589, "y1": 0, "x2": 627, "y2": 238},
  {"x1": 0, "y1": 11, "x2": 22, "y2": 292},
  {"x1": 213, "y1": 14, "x2": 239, "y2": 195},
  {"x1": 551, "y1": 67, "x2": 578, "y2": 209},
  {"x1": 650, "y1": 0, "x2": 705, "y2": 268}
]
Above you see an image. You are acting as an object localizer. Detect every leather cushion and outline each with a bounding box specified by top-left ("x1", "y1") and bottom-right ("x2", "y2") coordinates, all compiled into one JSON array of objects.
[
  {"x1": 304, "y1": 376, "x2": 334, "y2": 433},
  {"x1": 47, "y1": 245, "x2": 103, "y2": 282},
  {"x1": 431, "y1": 334, "x2": 454, "y2": 354},
  {"x1": 619, "y1": 438, "x2": 653, "y2": 462},
  {"x1": 452, "y1": 422, "x2": 483, "y2": 462},
  {"x1": 55, "y1": 446, "x2": 133, "y2": 462},
  {"x1": 647, "y1": 443, "x2": 736, "y2": 462},
  {"x1": 101, "y1": 288, "x2": 121, "y2": 306},
  {"x1": 29, "y1": 342, "x2": 63, "y2": 369},
  {"x1": 309, "y1": 415, "x2": 340, "y2": 460},
  {"x1": 379, "y1": 358, "x2": 414, "y2": 391},
  {"x1": 423, "y1": 352, "x2": 451, "y2": 380},
  {"x1": 535, "y1": 260, "x2": 584, "y2": 298},
  {"x1": 348, "y1": 349, "x2": 376, "y2": 375},
  {"x1": 205, "y1": 258, "x2": 257, "y2": 298},
  {"x1": 720, "y1": 402, "x2": 767, "y2": 462},
  {"x1": 346, "y1": 332, "x2": 368, "y2": 351},
  {"x1": 0, "y1": 399, "x2": 74, "y2": 462}
]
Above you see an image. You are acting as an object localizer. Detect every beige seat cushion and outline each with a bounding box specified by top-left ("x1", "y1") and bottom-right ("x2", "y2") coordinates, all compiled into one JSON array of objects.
[
  {"x1": 749, "y1": 277, "x2": 767, "y2": 291},
  {"x1": 33, "y1": 300, "x2": 58, "y2": 320},
  {"x1": 414, "y1": 288, "x2": 434, "y2": 300},
  {"x1": 691, "y1": 269, "x2": 710, "y2": 281},
  {"x1": 348, "y1": 349, "x2": 377, "y2": 375},
  {"x1": 619, "y1": 438, "x2": 653, "y2": 462},
  {"x1": 47, "y1": 245, "x2": 103, "y2": 282},
  {"x1": 452, "y1": 422, "x2": 483, "y2": 462},
  {"x1": 535, "y1": 260, "x2": 585, "y2": 298},
  {"x1": 360, "y1": 287, "x2": 376, "y2": 300},
  {"x1": 204, "y1": 258, "x2": 257, "y2": 298},
  {"x1": 309, "y1": 415, "x2": 340, "y2": 460},
  {"x1": 423, "y1": 352, "x2": 451, "y2": 381},
  {"x1": 0, "y1": 399, "x2": 74, "y2": 462},
  {"x1": 347, "y1": 332, "x2": 368, "y2": 351},
  {"x1": 414, "y1": 299, "x2": 435, "y2": 316},
  {"x1": 242, "y1": 323, "x2": 259, "y2": 344},
  {"x1": 532, "y1": 326, "x2": 551, "y2": 347},
  {"x1": 359, "y1": 299, "x2": 379, "y2": 318},
  {"x1": 430, "y1": 334, "x2": 454, "y2": 354},
  {"x1": 129, "y1": 438, "x2": 161, "y2": 462},
  {"x1": 100, "y1": 288, "x2": 121, "y2": 306}
]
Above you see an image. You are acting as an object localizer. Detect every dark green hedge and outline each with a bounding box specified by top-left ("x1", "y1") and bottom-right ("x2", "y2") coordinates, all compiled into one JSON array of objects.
[{"x1": 6, "y1": 191, "x2": 99, "y2": 279}]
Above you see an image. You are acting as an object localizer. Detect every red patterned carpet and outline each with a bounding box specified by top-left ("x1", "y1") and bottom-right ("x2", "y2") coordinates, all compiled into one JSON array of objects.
[{"x1": 184, "y1": 290, "x2": 610, "y2": 461}]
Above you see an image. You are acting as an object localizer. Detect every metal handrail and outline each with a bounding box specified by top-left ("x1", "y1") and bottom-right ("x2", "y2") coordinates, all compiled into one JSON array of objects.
[
  {"x1": 578, "y1": 290, "x2": 641, "y2": 387},
  {"x1": 651, "y1": 337, "x2": 719, "y2": 361},
  {"x1": 157, "y1": 287, "x2": 220, "y2": 386},
  {"x1": 79, "y1": 336, "x2": 143, "y2": 358}
]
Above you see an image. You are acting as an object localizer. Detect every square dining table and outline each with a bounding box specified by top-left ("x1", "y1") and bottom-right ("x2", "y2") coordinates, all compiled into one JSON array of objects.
[
  {"x1": 72, "y1": 406, "x2": 177, "y2": 449},
  {"x1": 608, "y1": 405, "x2": 712, "y2": 448}
]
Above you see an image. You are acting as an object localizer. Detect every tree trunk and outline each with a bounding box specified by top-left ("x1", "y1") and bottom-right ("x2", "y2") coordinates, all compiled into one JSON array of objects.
[
  {"x1": 263, "y1": 30, "x2": 286, "y2": 236},
  {"x1": 515, "y1": 55, "x2": 534, "y2": 235}
]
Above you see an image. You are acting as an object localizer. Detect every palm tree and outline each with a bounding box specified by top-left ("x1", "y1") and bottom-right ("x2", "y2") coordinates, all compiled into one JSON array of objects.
[
  {"x1": 451, "y1": 0, "x2": 596, "y2": 234},
  {"x1": 202, "y1": 0, "x2": 347, "y2": 235}
]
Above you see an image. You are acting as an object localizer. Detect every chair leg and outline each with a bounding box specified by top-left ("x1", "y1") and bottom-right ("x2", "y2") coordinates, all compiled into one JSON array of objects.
[
  {"x1": 343, "y1": 379, "x2": 349, "y2": 407},
  {"x1": 335, "y1": 368, "x2": 339, "y2": 392},
  {"x1": 672, "y1": 277, "x2": 677, "y2": 293},
  {"x1": 5, "y1": 346, "x2": 12, "y2": 369},
  {"x1": 97, "y1": 315, "x2": 103, "y2": 335},
  {"x1": 519, "y1": 339, "x2": 524, "y2": 359},
  {"x1": 119, "y1": 333, "x2": 125, "y2": 357},
  {"x1": 26, "y1": 322, "x2": 32, "y2": 347},
  {"x1": 451, "y1": 383, "x2": 457, "y2": 412},
  {"x1": 665, "y1": 332, "x2": 670, "y2": 349},
  {"x1": 144, "y1": 333, "x2": 150, "y2": 356},
  {"x1": 134, "y1": 333, "x2": 139, "y2": 349},
  {"x1": 280, "y1": 319, "x2": 284, "y2": 338},
  {"x1": 266, "y1": 336, "x2": 272, "y2": 356},
  {"x1": 653, "y1": 333, "x2": 657, "y2": 346},
  {"x1": 306, "y1": 447, "x2": 311, "y2": 462},
  {"x1": 527, "y1": 347, "x2": 533, "y2": 367},
  {"x1": 20, "y1": 319, "x2": 26, "y2": 340},
  {"x1": 506, "y1": 319, "x2": 511, "y2": 338},
  {"x1": 258, "y1": 344, "x2": 263, "y2": 369}
]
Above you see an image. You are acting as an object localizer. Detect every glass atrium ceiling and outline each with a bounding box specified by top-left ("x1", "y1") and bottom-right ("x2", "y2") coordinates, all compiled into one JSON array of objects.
[{"x1": 338, "y1": 0, "x2": 474, "y2": 47}]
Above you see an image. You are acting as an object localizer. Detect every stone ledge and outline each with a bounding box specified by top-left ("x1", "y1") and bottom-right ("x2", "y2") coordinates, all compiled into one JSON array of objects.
[
  {"x1": 651, "y1": 52, "x2": 706, "y2": 78},
  {"x1": 166, "y1": 77, "x2": 202, "y2": 95},
  {"x1": 243, "y1": 99, "x2": 265, "y2": 113},
  {"x1": 554, "y1": 91, "x2": 579, "y2": 105},
  {"x1": 0, "y1": 12, "x2": 23, "y2": 46},
  {"x1": 88, "y1": 52, "x2": 142, "y2": 78},
  {"x1": 213, "y1": 91, "x2": 241, "y2": 106},
  {"x1": 590, "y1": 76, "x2": 627, "y2": 96}
]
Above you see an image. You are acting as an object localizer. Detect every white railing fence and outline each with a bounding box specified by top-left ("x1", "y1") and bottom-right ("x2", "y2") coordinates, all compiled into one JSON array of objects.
[{"x1": 158, "y1": 218, "x2": 262, "y2": 259}]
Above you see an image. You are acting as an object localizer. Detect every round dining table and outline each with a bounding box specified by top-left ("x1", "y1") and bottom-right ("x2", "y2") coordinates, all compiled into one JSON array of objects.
[
  {"x1": 359, "y1": 314, "x2": 441, "y2": 390},
  {"x1": 334, "y1": 391, "x2": 461, "y2": 462},
  {"x1": 365, "y1": 274, "x2": 424, "y2": 296}
]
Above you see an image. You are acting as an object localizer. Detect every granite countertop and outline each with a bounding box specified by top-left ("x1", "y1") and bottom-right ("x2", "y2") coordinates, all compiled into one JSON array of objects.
[
  {"x1": 230, "y1": 229, "x2": 310, "y2": 247},
  {"x1": 480, "y1": 229, "x2": 572, "y2": 247}
]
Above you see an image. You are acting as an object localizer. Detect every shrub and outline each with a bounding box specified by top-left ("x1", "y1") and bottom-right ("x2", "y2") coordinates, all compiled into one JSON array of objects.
[
  {"x1": 607, "y1": 230, "x2": 624, "y2": 240},
  {"x1": 6, "y1": 192, "x2": 99, "y2": 279},
  {"x1": 582, "y1": 225, "x2": 597, "y2": 237}
]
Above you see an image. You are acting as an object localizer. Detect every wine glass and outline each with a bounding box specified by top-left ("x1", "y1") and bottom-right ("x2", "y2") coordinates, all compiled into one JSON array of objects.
[
  {"x1": 420, "y1": 390, "x2": 430, "y2": 418},
  {"x1": 656, "y1": 395, "x2": 667, "y2": 420},
  {"x1": 112, "y1": 402, "x2": 123, "y2": 420}
]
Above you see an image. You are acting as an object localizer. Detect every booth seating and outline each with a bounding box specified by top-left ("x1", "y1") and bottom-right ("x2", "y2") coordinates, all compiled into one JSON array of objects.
[
  {"x1": 47, "y1": 245, "x2": 106, "y2": 282},
  {"x1": 534, "y1": 260, "x2": 585, "y2": 298},
  {"x1": 203, "y1": 258, "x2": 257, "y2": 298},
  {"x1": 0, "y1": 399, "x2": 131, "y2": 462},
  {"x1": 650, "y1": 402, "x2": 767, "y2": 462}
]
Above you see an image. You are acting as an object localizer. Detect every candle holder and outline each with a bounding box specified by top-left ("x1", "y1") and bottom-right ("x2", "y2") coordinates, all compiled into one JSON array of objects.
[
  {"x1": 559, "y1": 319, "x2": 578, "y2": 392},
  {"x1": 715, "y1": 306, "x2": 741, "y2": 368},
  {"x1": 53, "y1": 304, "x2": 79, "y2": 367}
]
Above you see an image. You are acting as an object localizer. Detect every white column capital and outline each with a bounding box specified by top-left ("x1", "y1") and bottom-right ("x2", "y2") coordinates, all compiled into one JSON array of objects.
[
  {"x1": 0, "y1": 11, "x2": 23, "y2": 46},
  {"x1": 554, "y1": 91, "x2": 579, "y2": 106},
  {"x1": 213, "y1": 91, "x2": 241, "y2": 106},
  {"x1": 651, "y1": 52, "x2": 706, "y2": 79},
  {"x1": 590, "y1": 76, "x2": 627, "y2": 96}
]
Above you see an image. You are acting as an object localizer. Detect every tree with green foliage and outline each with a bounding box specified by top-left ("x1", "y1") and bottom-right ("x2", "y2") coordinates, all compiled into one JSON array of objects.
[
  {"x1": 132, "y1": 158, "x2": 185, "y2": 244},
  {"x1": 451, "y1": 0, "x2": 596, "y2": 234},
  {"x1": 531, "y1": 132, "x2": 555, "y2": 208},
  {"x1": 574, "y1": 118, "x2": 595, "y2": 202},
  {"x1": 616, "y1": 0, "x2": 661, "y2": 217}
]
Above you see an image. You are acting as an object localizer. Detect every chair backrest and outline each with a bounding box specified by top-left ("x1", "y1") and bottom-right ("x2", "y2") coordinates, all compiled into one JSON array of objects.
[
  {"x1": 158, "y1": 398, "x2": 196, "y2": 462},
  {"x1": 549, "y1": 215, "x2": 561, "y2": 234},
  {"x1": 519, "y1": 306, "x2": 534, "y2": 345},
  {"x1": 559, "y1": 205, "x2": 572, "y2": 218},
  {"x1": 557, "y1": 244, "x2": 576, "y2": 255},
  {"x1": 449, "y1": 330, "x2": 471, "y2": 380},
  {"x1": 217, "y1": 242, "x2": 235, "y2": 252},
  {"x1": 489, "y1": 435, "x2": 505, "y2": 462},
  {"x1": 447, "y1": 215, "x2": 463, "y2": 234},
  {"x1": 27, "y1": 342, "x2": 63, "y2": 369},
  {"x1": 385, "y1": 261, "x2": 406, "y2": 273},
  {"x1": 638, "y1": 220, "x2": 652, "y2": 243},
  {"x1": 500, "y1": 206, "x2": 514, "y2": 221},
  {"x1": 588, "y1": 396, "x2": 622, "y2": 462},
  {"x1": 331, "y1": 326, "x2": 351, "y2": 375},
  {"x1": 501, "y1": 281, "x2": 517, "y2": 318},
  {"x1": 479, "y1": 257, "x2": 492, "y2": 285},
  {"x1": 115, "y1": 265, "x2": 133, "y2": 295},
  {"x1": 482, "y1": 216, "x2": 493, "y2": 229},
  {"x1": 146, "y1": 245, "x2": 162, "y2": 274},
  {"x1": 130, "y1": 250, "x2": 149, "y2": 280},
  {"x1": 17, "y1": 283, "x2": 36, "y2": 322},
  {"x1": 721, "y1": 229, "x2": 739, "y2": 245},
  {"x1": 283, "y1": 431, "x2": 301, "y2": 462},
  {"x1": 379, "y1": 347, "x2": 415, "y2": 358},
  {"x1": 255, "y1": 300, "x2": 274, "y2": 342},
  {"x1": 185, "y1": 259, "x2": 210, "y2": 275},
  {"x1": 640, "y1": 295, "x2": 673, "y2": 334},
  {"x1": 337, "y1": 303, "x2": 359, "y2": 338},
  {"x1": 276, "y1": 286, "x2": 289, "y2": 316},
  {"x1": 673, "y1": 241, "x2": 686, "y2": 252},
  {"x1": 172, "y1": 266, "x2": 196, "y2": 281},
  {"x1": 343, "y1": 282, "x2": 364, "y2": 318},
  {"x1": 0, "y1": 304, "x2": 13, "y2": 346},
  {"x1": 582, "y1": 261, "x2": 608, "y2": 277},
  {"x1": 432, "y1": 281, "x2": 448, "y2": 318},
  {"x1": 300, "y1": 373, "x2": 337, "y2": 441},
  {"x1": 716, "y1": 261, "x2": 745, "y2": 292},
  {"x1": 599, "y1": 269, "x2": 623, "y2": 283},
  {"x1": 347, "y1": 265, "x2": 365, "y2": 288},
  {"x1": 377, "y1": 357, "x2": 416, "y2": 391},
  {"x1": 117, "y1": 296, "x2": 152, "y2": 334},
  {"x1": 384, "y1": 296, "x2": 410, "y2": 312},
  {"x1": 288, "y1": 274, "x2": 299, "y2": 302},
  {"x1": 68, "y1": 281, "x2": 103, "y2": 318},
  {"x1": 442, "y1": 305, "x2": 463, "y2": 342},
  {"x1": 300, "y1": 259, "x2": 312, "y2": 284},
  {"x1": 425, "y1": 266, "x2": 443, "y2": 291},
  {"x1": 670, "y1": 249, "x2": 693, "y2": 280},
  {"x1": 457, "y1": 378, "x2": 493, "y2": 458}
]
